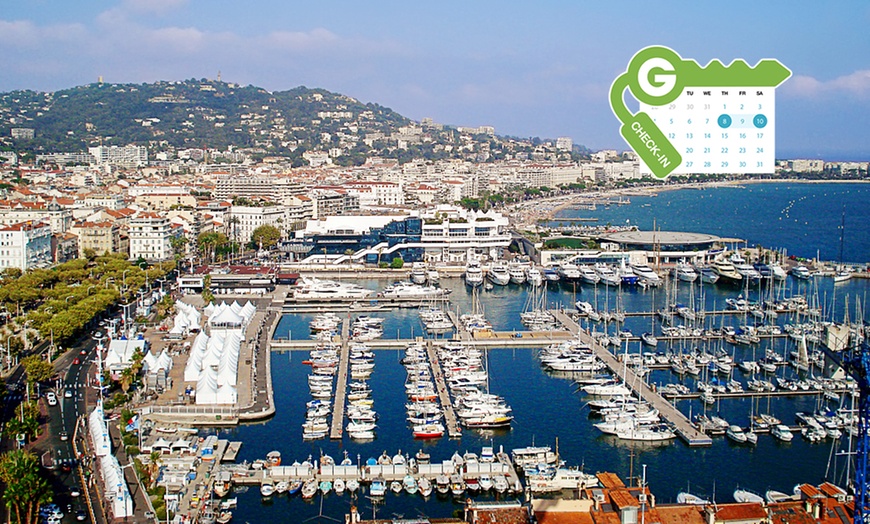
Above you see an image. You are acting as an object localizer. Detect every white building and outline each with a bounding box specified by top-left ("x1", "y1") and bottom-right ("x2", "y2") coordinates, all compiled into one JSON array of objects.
[
  {"x1": 419, "y1": 205, "x2": 511, "y2": 262},
  {"x1": 129, "y1": 213, "x2": 174, "y2": 262},
  {"x1": 213, "y1": 175, "x2": 304, "y2": 201},
  {"x1": 0, "y1": 221, "x2": 53, "y2": 270},
  {"x1": 556, "y1": 137, "x2": 573, "y2": 151},
  {"x1": 0, "y1": 201, "x2": 73, "y2": 234},
  {"x1": 227, "y1": 205, "x2": 286, "y2": 246},
  {"x1": 88, "y1": 144, "x2": 148, "y2": 168},
  {"x1": 343, "y1": 181, "x2": 404, "y2": 207}
]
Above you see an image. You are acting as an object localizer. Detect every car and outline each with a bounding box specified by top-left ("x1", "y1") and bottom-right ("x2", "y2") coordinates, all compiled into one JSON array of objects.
[
  {"x1": 64, "y1": 389, "x2": 73, "y2": 398},
  {"x1": 70, "y1": 487, "x2": 81, "y2": 497},
  {"x1": 59, "y1": 431, "x2": 69, "y2": 441},
  {"x1": 72, "y1": 357, "x2": 80, "y2": 365},
  {"x1": 46, "y1": 392, "x2": 57, "y2": 406},
  {"x1": 76, "y1": 509, "x2": 87, "y2": 521},
  {"x1": 80, "y1": 349, "x2": 87, "y2": 355}
]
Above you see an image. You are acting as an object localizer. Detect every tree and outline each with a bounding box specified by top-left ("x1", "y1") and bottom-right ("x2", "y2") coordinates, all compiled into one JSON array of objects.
[
  {"x1": 390, "y1": 257, "x2": 405, "y2": 269},
  {"x1": 250, "y1": 225, "x2": 281, "y2": 250},
  {"x1": 119, "y1": 366, "x2": 135, "y2": 396},
  {"x1": 196, "y1": 232, "x2": 228, "y2": 264},
  {"x1": 170, "y1": 236, "x2": 189, "y2": 258},
  {"x1": 0, "y1": 449, "x2": 52, "y2": 524},
  {"x1": 20, "y1": 356, "x2": 53, "y2": 388}
]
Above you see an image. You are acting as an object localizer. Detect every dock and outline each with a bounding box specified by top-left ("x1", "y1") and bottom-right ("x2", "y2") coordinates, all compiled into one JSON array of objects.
[
  {"x1": 222, "y1": 441, "x2": 242, "y2": 462},
  {"x1": 426, "y1": 340, "x2": 462, "y2": 438},
  {"x1": 330, "y1": 318, "x2": 351, "y2": 440},
  {"x1": 552, "y1": 310, "x2": 713, "y2": 447},
  {"x1": 446, "y1": 310, "x2": 470, "y2": 341}
]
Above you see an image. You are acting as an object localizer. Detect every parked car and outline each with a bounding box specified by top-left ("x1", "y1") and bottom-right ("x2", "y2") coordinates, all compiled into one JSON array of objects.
[{"x1": 46, "y1": 392, "x2": 57, "y2": 406}]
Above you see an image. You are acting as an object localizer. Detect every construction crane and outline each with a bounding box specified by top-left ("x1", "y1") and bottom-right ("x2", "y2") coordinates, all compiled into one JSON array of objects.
[{"x1": 819, "y1": 337, "x2": 870, "y2": 523}]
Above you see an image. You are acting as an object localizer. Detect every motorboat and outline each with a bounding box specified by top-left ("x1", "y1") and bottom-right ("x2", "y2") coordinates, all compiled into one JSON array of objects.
[
  {"x1": 615, "y1": 423, "x2": 676, "y2": 442},
  {"x1": 346, "y1": 478, "x2": 360, "y2": 493},
  {"x1": 557, "y1": 262, "x2": 582, "y2": 283},
  {"x1": 465, "y1": 260, "x2": 484, "y2": 287},
  {"x1": 677, "y1": 492, "x2": 710, "y2": 505},
  {"x1": 674, "y1": 262, "x2": 698, "y2": 282},
  {"x1": 631, "y1": 262, "x2": 661, "y2": 286},
  {"x1": 733, "y1": 488, "x2": 764, "y2": 504},
  {"x1": 577, "y1": 265, "x2": 600, "y2": 285},
  {"x1": 260, "y1": 478, "x2": 275, "y2": 497},
  {"x1": 834, "y1": 268, "x2": 852, "y2": 283},
  {"x1": 435, "y1": 474, "x2": 450, "y2": 494},
  {"x1": 508, "y1": 262, "x2": 527, "y2": 284},
  {"x1": 409, "y1": 261, "x2": 428, "y2": 284},
  {"x1": 418, "y1": 477, "x2": 433, "y2": 497},
  {"x1": 369, "y1": 477, "x2": 387, "y2": 497},
  {"x1": 641, "y1": 332, "x2": 658, "y2": 347},
  {"x1": 413, "y1": 423, "x2": 445, "y2": 439},
  {"x1": 542, "y1": 267, "x2": 560, "y2": 282},
  {"x1": 333, "y1": 478, "x2": 346, "y2": 494},
  {"x1": 617, "y1": 260, "x2": 640, "y2": 286},
  {"x1": 390, "y1": 480, "x2": 403, "y2": 494},
  {"x1": 487, "y1": 262, "x2": 511, "y2": 285},
  {"x1": 768, "y1": 262, "x2": 788, "y2": 281},
  {"x1": 594, "y1": 264, "x2": 620, "y2": 287},
  {"x1": 771, "y1": 424, "x2": 794, "y2": 442},
  {"x1": 790, "y1": 265, "x2": 812, "y2": 280},
  {"x1": 403, "y1": 475, "x2": 418, "y2": 495},
  {"x1": 379, "y1": 281, "x2": 450, "y2": 299},
  {"x1": 426, "y1": 267, "x2": 440, "y2": 285},
  {"x1": 526, "y1": 266, "x2": 543, "y2": 286},
  {"x1": 710, "y1": 258, "x2": 742, "y2": 285},
  {"x1": 294, "y1": 277, "x2": 374, "y2": 301},
  {"x1": 725, "y1": 425, "x2": 748, "y2": 444},
  {"x1": 696, "y1": 265, "x2": 719, "y2": 284}
]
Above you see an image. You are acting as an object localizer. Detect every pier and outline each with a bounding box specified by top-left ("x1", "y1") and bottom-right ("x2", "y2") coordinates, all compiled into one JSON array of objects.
[
  {"x1": 330, "y1": 318, "x2": 351, "y2": 440},
  {"x1": 551, "y1": 310, "x2": 713, "y2": 447},
  {"x1": 446, "y1": 310, "x2": 470, "y2": 341},
  {"x1": 426, "y1": 340, "x2": 462, "y2": 438}
]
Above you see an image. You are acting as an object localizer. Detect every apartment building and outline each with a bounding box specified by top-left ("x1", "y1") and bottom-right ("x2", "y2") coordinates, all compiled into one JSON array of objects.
[
  {"x1": 129, "y1": 213, "x2": 174, "y2": 262},
  {"x1": 70, "y1": 221, "x2": 121, "y2": 257},
  {"x1": 0, "y1": 221, "x2": 52, "y2": 270}
]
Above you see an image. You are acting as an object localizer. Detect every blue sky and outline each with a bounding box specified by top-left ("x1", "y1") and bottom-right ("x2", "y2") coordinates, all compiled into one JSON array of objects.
[{"x1": 1, "y1": 1, "x2": 869, "y2": 159}]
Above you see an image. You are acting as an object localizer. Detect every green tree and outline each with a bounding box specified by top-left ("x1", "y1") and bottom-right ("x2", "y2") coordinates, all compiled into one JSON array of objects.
[
  {"x1": 196, "y1": 232, "x2": 228, "y2": 264},
  {"x1": 170, "y1": 236, "x2": 189, "y2": 258},
  {"x1": 250, "y1": 225, "x2": 281, "y2": 250},
  {"x1": 390, "y1": 257, "x2": 405, "y2": 269},
  {"x1": 20, "y1": 356, "x2": 53, "y2": 389},
  {"x1": 0, "y1": 449, "x2": 52, "y2": 524}
]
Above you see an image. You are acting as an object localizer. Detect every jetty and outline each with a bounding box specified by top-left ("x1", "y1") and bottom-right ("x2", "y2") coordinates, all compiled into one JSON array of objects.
[
  {"x1": 446, "y1": 310, "x2": 471, "y2": 341},
  {"x1": 330, "y1": 319, "x2": 351, "y2": 440},
  {"x1": 426, "y1": 340, "x2": 462, "y2": 438},
  {"x1": 552, "y1": 310, "x2": 713, "y2": 447}
]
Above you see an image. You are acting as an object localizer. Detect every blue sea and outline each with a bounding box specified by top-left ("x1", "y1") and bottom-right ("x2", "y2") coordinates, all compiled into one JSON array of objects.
[
  {"x1": 211, "y1": 183, "x2": 870, "y2": 522},
  {"x1": 552, "y1": 182, "x2": 870, "y2": 264}
]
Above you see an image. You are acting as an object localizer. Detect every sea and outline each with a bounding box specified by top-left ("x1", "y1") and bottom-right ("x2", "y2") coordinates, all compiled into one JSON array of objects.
[{"x1": 211, "y1": 183, "x2": 870, "y2": 522}]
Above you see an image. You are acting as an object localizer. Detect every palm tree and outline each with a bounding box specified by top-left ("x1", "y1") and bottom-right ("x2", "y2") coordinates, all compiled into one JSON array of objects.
[
  {"x1": 0, "y1": 449, "x2": 52, "y2": 524},
  {"x1": 120, "y1": 367, "x2": 135, "y2": 396},
  {"x1": 148, "y1": 451, "x2": 162, "y2": 486}
]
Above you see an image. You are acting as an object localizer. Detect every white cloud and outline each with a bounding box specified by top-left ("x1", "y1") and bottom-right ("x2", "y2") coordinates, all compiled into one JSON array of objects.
[
  {"x1": 122, "y1": 0, "x2": 188, "y2": 15},
  {"x1": 784, "y1": 70, "x2": 870, "y2": 97}
]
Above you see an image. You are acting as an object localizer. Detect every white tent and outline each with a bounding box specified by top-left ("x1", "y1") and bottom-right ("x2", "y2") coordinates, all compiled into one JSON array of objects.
[
  {"x1": 209, "y1": 307, "x2": 243, "y2": 329},
  {"x1": 195, "y1": 367, "x2": 237, "y2": 405},
  {"x1": 88, "y1": 402, "x2": 111, "y2": 457},
  {"x1": 100, "y1": 455, "x2": 134, "y2": 519}
]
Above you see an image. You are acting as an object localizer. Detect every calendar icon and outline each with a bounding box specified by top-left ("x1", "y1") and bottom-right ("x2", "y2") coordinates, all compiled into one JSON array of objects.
[{"x1": 610, "y1": 46, "x2": 790, "y2": 179}]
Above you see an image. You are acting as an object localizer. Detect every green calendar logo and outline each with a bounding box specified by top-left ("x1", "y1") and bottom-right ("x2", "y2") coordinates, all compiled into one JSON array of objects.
[{"x1": 610, "y1": 46, "x2": 791, "y2": 179}]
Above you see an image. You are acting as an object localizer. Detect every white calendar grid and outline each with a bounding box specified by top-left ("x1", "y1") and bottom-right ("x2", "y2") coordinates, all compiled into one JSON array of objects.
[{"x1": 640, "y1": 87, "x2": 775, "y2": 175}]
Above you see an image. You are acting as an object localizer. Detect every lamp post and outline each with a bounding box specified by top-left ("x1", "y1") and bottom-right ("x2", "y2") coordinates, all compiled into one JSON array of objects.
[
  {"x1": 105, "y1": 277, "x2": 116, "y2": 289},
  {"x1": 44, "y1": 307, "x2": 54, "y2": 360},
  {"x1": 122, "y1": 269, "x2": 131, "y2": 294},
  {"x1": 65, "y1": 295, "x2": 75, "y2": 304},
  {"x1": 87, "y1": 285, "x2": 97, "y2": 296}
]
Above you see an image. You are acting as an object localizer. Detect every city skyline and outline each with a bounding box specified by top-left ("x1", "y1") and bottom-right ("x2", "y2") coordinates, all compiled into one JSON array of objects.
[{"x1": 2, "y1": 1, "x2": 869, "y2": 160}]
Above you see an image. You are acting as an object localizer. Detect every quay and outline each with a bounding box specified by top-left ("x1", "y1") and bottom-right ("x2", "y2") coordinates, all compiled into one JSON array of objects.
[
  {"x1": 222, "y1": 441, "x2": 242, "y2": 463},
  {"x1": 446, "y1": 310, "x2": 471, "y2": 341},
  {"x1": 269, "y1": 331, "x2": 574, "y2": 351},
  {"x1": 552, "y1": 310, "x2": 713, "y2": 447},
  {"x1": 330, "y1": 319, "x2": 351, "y2": 439},
  {"x1": 663, "y1": 388, "x2": 854, "y2": 401},
  {"x1": 426, "y1": 340, "x2": 462, "y2": 438}
]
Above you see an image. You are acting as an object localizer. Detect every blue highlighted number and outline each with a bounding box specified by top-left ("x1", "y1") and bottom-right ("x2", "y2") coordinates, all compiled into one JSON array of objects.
[
  {"x1": 717, "y1": 114, "x2": 732, "y2": 128},
  {"x1": 753, "y1": 114, "x2": 768, "y2": 128}
]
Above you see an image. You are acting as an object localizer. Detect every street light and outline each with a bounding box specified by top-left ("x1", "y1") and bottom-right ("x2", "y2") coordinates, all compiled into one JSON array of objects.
[
  {"x1": 105, "y1": 277, "x2": 116, "y2": 289},
  {"x1": 87, "y1": 285, "x2": 97, "y2": 295},
  {"x1": 65, "y1": 295, "x2": 75, "y2": 304}
]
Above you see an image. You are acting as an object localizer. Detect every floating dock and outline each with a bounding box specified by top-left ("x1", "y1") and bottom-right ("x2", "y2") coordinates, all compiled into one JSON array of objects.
[
  {"x1": 222, "y1": 441, "x2": 242, "y2": 462},
  {"x1": 552, "y1": 310, "x2": 713, "y2": 447},
  {"x1": 330, "y1": 319, "x2": 351, "y2": 440},
  {"x1": 426, "y1": 340, "x2": 462, "y2": 438}
]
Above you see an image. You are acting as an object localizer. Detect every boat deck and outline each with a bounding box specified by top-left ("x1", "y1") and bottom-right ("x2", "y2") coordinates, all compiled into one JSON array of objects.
[
  {"x1": 551, "y1": 310, "x2": 713, "y2": 447},
  {"x1": 426, "y1": 340, "x2": 462, "y2": 438},
  {"x1": 330, "y1": 319, "x2": 351, "y2": 440}
]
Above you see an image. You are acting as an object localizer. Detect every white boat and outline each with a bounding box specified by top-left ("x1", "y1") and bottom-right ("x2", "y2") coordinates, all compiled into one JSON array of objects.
[
  {"x1": 631, "y1": 263, "x2": 662, "y2": 286},
  {"x1": 768, "y1": 262, "x2": 788, "y2": 281},
  {"x1": 676, "y1": 492, "x2": 710, "y2": 505},
  {"x1": 333, "y1": 478, "x2": 346, "y2": 494},
  {"x1": 711, "y1": 258, "x2": 742, "y2": 285},
  {"x1": 379, "y1": 281, "x2": 450, "y2": 299},
  {"x1": 765, "y1": 489, "x2": 794, "y2": 503},
  {"x1": 508, "y1": 262, "x2": 527, "y2": 284},
  {"x1": 346, "y1": 478, "x2": 360, "y2": 493},
  {"x1": 790, "y1": 265, "x2": 812, "y2": 280},
  {"x1": 641, "y1": 332, "x2": 658, "y2": 347},
  {"x1": 369, "y1": 477, "x2": 387, "y2": 497},
  {"x1": 733, "y1": 488, "x2": 764, "y2": 504},
  {"x1": 390, "y1": 480, "x2": 403, "y2": 493},
  {"x1": 465, "y1": 260, "x2": 484, "y2": 287},
  {"x1": 557, "y1": 262, "x2": 582, "y2": 282},
  {"x1": 771, "y1": 424, "x2": 793, "y2": 442},
  {"x1": 594, "y1": 264, "x2": 620, "y2": 287},
  {"x1": 260, "y1": 479, "x2": 275, "y2": 497},
  {"x1": 526, "y1": 267, "x2": 543, "y2": 286},
  {"x1": 426, "y1": 268, "x2": 440, "y2": 285},
  {"x1": 294, "y1": 277, "x2": 373, "y2": 300},
  {"x1": 403, "y1": 474, "x2": 418, "y2": 495},
  {"x1": 409, "y1": 261, "x2": 428, "y2": 284},
  {"x1": 615, "y1": 423, "x2": 676, "y2": 442},
  {"x1": 487, "y1": 262, "x2": 511, "y2": 285},
  {"x1": 833, "y1": 269, "x2": 852, "y2": 283},
  {"x1": 696, "y1": 266, "x2": 719, "y2": 284},
  {"x1": 674, "y1": 262, "x2": 698, "y2": 282},
  {"x1": 577, "y1": 265, "x2": 600, "y2": 285},
  {"x1": 301, "y1": 479, "x2": 318, "y2": 499},
  {"x1": 725, "y1": 425, "x2": 748, "y2": 444},
  {"x1": 418, "y1": 477, "x2": 433, "y2": 497}
]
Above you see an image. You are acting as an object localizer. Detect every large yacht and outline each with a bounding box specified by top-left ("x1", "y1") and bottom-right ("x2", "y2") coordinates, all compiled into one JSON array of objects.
[
  {"x1": 673, "y1": 262, "x2": 698, "y2": 282},
  {"x1": 508, "y1": 262, "x2": 527, "y2": 285},
  {"x1": 631, "y1": 262, "x2": 661, "y2": 286},
  {"x1": 409, "y1": 262, "x2": 428, "y2": 284},
  {"x1": 577, "y1": 265, "x2": 600, "y2": 285},
  {"x1": 465, "y1": 260, "x2": 484, "y2": 287},
  {"x1": 487, "y1": 262, "x2": 511, "y2": 286},
  {"x1": 293, "y1": 277, "x2": 374, "y2": 301},
  {"x1": 557, "y1": 262, "x2": 582, "y2": 283},
  {"x1": 379, "y1": 281, "x2": 451, "y2": 299},
  {"x1": 710, "y1": 258, "x2": 742, "y2": 285},
  {"x1": 594, "y1": 264, "x2": 620, "y2": 287},
  {"x1": 526, "y1": 267, "x2": 543, "y2": 287}
]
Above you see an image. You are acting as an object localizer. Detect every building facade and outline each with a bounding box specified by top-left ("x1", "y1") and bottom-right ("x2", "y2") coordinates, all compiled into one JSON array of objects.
[
  {"x1": 0, "y1": 221, "x2": 52, "y2": 270},
  {"x1": 129, "y1": 213, "x2": 174, "y2": 262},
  {"x1": 70, "y1": 221, "x2": 121, "y2": 257}
]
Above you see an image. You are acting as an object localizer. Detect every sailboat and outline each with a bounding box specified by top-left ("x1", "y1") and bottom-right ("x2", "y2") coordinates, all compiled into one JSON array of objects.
[{"x1": 833, "y1": 208, "x2": 852, "y2": 283}]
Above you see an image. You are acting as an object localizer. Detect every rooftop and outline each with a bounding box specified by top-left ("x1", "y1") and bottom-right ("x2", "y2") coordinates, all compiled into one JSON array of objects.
[{"x1": 598, "y1": 230, "x2": 722, "y2": 246}]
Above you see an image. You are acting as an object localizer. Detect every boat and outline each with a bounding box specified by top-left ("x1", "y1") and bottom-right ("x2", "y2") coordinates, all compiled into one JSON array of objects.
[
  {"x1": 267, "y1": 451, "x2": 282, "y2": 467},
  {"x1": 487, "y1": 262, "x2": 511, "y2": 286},
  {"x1": 674, "y1": 262, "x2": 698, "y2": 282},
  {"x1": 426, "y1": 267, "x2": 440, "y2": 285},
  {"x1": 834, "y1": 269, "x2": 852, "y2": 283},
  {"x1": 294, "y1": 277, "x2": 374, "y2": 301},
  {"x1": 409, "y1": 261, "x2": 428, "y2": 284},
  {"x1": 413, "y1": 423, "x2": 445, "y2": 439},
  {"x1": 465, "y1": 260, "x2": 484, "y2": 287},
  {"x1": 577, "y1": 265, "x2": 600, "y2": 285},
  {"x1": 615, "y1": 423, "x2": 677, "y2": 442},
  {"x1": 768, "y1": 262, "x2": 788, "y2": 281},
  {"x1": 216, "y1": 511, "x2": 233, "y2": 524},
  {"x1": 725, "y1": 425, "x2": 748, "y2": 444},
  {"x1": 594, "y1": 264, "x2": 620, "y2": 287},
  {"x1": 274, "y1": 481, "x2": 289, "y2": 494},
  {"x1": 390, "y1": 480, "x2": 403, "y2": 493},
  {"x1": 493, "y1": 475, "x2": 509, "y2": 493},
  {"x1": 479, "y1": 475, "x2": 493, "y2": 491},
  {"x1": 450, "y1": 474, "x2": 465, "y2": 496},
  {"x1": 418, "y1": 477, "x2": 433, "y2": 497},
  {"x1": 526, "y1": 266, "x2": 543, "y2": 286},
  {"x1": 790, "y1": 265, "x2": 812, "y2": 280},
  {"x1": 771, "y1": 424, "x2": 794, "y2": 442},
  {"x1": 765, "y1": 490, "x2": 794, "y2": 503},
  {"x1": 677, "y1": 492, "x2": 710, "y2": 505},
  {"x1": 319, "y1": 480, "x2": 332, "y2": 494},
  {"x1": 346, "y1": 479, "x2": 360, "y2": 493},
  {"x1": 379, "y1": 281, "x2": 450, "y2": 299},
  {"x1": 260, "y1": 478, "x2": 275, "y2": 497},
  {"x1": 333, "y1": 478, "x2": 345, "y2": 494},
  {"x1": 617, "y1": 260, "x2": 640, "y2": 286},
  {"x1": 557, "y1": 262, "x2": 582, "y2": 283},
  {"x1": 733, "y1": 488, "x2": 764, "y2": 504},
  {"x1": 641, "y1": 332, "x2": 658, "y2": 347},
  {"x1": 370, "y1": 477, "x2": 387, "y2": 497},
  {"x1": 219, "y1": 498, "x2": 237, "y2": 510},
  {"x1": 288, "y1": 480, "x2": 302, "y2": 495},
  {"x1": 508, "y1": 262, "x2": 527, "y2": 284},
  {"x1": 543, "y1": 267, "x2": 561, "y2": 282},
  {"x1": 403, "y1": 475, "x2": 418, "y2": 495},
  {"x1": 696, "y1": 266, "x2": 720, "y2": 284},
  {"x1": 301, "y1": 479, "x2": 318, "y2": 499},
  {"x1": 710, "y1": 258, "x2": 742, "y2": 285}
]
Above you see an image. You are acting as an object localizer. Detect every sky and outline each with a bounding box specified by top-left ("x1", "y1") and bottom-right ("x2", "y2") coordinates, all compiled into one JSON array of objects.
[{"x1": 1, "y1": 1, "x2": 869, "y2": 160}]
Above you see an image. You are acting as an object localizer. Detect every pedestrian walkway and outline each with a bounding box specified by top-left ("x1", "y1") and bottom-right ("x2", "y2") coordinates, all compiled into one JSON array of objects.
[
  {"x1": 426, "y1": 340, "x2": 461, "y2": 438},
  {"x1": 329, "y1": 319, "x2": 350, "y2": 439}
]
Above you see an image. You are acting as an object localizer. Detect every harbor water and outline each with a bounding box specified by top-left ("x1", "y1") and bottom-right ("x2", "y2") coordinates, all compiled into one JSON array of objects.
[{"x1": 215, "y1": 183, "x2": 870, "y2": 522}]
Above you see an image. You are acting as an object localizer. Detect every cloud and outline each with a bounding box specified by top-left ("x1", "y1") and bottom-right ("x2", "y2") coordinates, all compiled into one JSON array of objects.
[
  {"x1": 784, "y1": 70, "x2": 870, "y2": 97},
  {"x1": 121, "y1": 0, "x2": 188, "y2": 15}
]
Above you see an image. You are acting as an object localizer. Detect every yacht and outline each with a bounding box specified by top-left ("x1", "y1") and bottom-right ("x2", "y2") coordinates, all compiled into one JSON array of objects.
[
  {"x1": 465, "y1": 260, "x2": 484, "y2": 287},
  {"x1": 790, "y1": 265, "x2": 812, "y2": 280},
  {"x1": 487, "y1": 262, "x2": 511, "y2": 286},
  {"x1": 710, "y1": 258, "x2": 742, "y2": 285},
  {"x1": 426, "y1": 267, "x2": 440, "y2": 285},
  {"x1": 631, "y1": 263, "x2": 661, "y2": 286},
  {"x1": 768, "y1": 262, "x2": 788, "y2": 281},
  {"x1": 294, "y1": 277, "x2": 374, "y2": 301},
  {"x1": 615, "y1": 423, "x2": 677, "y2": 442},
  {"x1": 771, "y1": 424, "x2": 793, "y2": 442},
  {"x1": 725, "y1": 425, "x2": 748, "y2": 444},
  {"x1": 677, "y1": 492, "x2": 711, "y2": 505},
  {"x1": 617, "y1": 260, "x2": 640, "y2": 286},
  {"x1": 557, "y1": 262, "x2": 582, "y2": 283},
  {"x1": 260, "y1": 478, "x2": 275, "y2": 497},
  {"x1": 577, "y1": 265, "x2": 600, "y2": 285},
  {"x1": 409, "y1": 261, "x2": 428, "y2": 284},
  {"x1": 696, "y1": 265, "x2": 719, "y2": 284},
  {"x1": 594, "y1": 264, "x2": 620, "y2": 287},
  {"x1": 733, "y1": 489, "x2": 765, "y2": 504},
  {"x1": 508, "y1": 262, "x2": 527, "y2": 285},
  {"x1": 674, "y1": 262, "x2": 698, "y2": 282},
  {"x1": 833, "y1": 268, "x2": 852, "y2": 283},
  {"x1": 641, "y1": 332, "x2": 658, "y2": 347},
  {"x1": 526, "y1": 267, "x2": 543, "y2": 286},
  {"x1": 542, "y1": 267, "x2": 561, "y2": 282},
  {"x1": 379, "y1": 281, "x2": 450, "y2": 299}
]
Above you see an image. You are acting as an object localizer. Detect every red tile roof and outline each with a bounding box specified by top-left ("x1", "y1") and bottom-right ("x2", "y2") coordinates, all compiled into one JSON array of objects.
[{"x1": 715, "y1": 502, "x2": 767, "y2": 521}]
